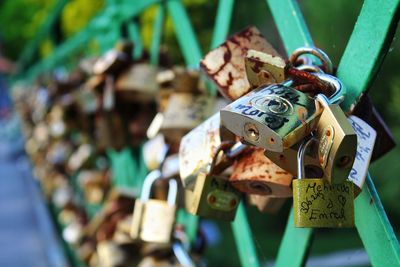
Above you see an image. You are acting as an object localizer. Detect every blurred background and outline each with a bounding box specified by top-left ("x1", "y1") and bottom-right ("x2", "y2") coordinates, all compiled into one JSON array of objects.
[{"x1": 0, "y1": 0, "x2": 398, "y2": 266}]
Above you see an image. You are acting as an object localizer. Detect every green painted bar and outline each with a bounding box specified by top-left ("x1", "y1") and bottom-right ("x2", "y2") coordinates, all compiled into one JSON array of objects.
[
  {"x1": 231, "y1": 203, "x2": 260, "y2": 267},
  {"x1": 267, "y1": 1, "x2": 314, "y2": 266},
  {"x1": 18, "y1": 0, "x2": 69, "y2": 71},
  {"x1": 150, "y1": 4, "x2": 165, "y2": 65},
  {"x1": 338, "y1": 0, "x2": 400, "y2": 111},
  {"x1": 355, "y1": 174, "x2": 400, "y2": 266},
  {"x1": 166, "y1": 0, "x2": 204, "y2": 242},
  {"x1": 275, "y1": 210, "x2": 313, "y2": 267},
  {"x1": 267, "y1": 0, "x2": 313, "y2": 55},
  {"x1": 207, "y1": 1, "x2": 260, "y2": 265},
  {"x1": 166, "y1": 0, "x2": 203, "y2": 66},
  {"x1": 128, "y1": 21, "x2": 144, "y2": 59},
  {"x1": 268, "y1": 1, "x2": 400, "y2": 266},
  {"x1": 210, "y1": 0, "x2": 235, "y2": 49}
]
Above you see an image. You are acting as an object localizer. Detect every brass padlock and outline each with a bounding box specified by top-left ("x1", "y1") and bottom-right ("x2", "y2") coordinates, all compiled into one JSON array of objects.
[
  {"x1": 92, "y1": 41, "x2": 132, "y2": 75},
  {"x1": 314, "y1": 92, "x2": 357, "y2": 184},
  {"x1": 179, "y1": 112, "x2": 235, "y2": 190},
  {"x1": 131, "y1": 170, "x2": 177, "y2": 243},
  {"x1": 230, "y1": 147, "x2": 293, "y2": 197},
  {"x1": 97, "y1": 240, "x2": 127, "y2": 267},
  {"x1": 245, "y1": 49, "x2": 286, "y2": 88},
  {"x1": 159, "y1": 92, "x2": 215, "y2": 143},
  {"x1": 220, "y1": 83, "x2": 319, "y2": 152},
  {"x1": 293, "y1": 138, "x2": 354, "y2": 228},
  {"x1": 185, "y1": 144, "x2": 242, "y2": 221},
  {"x1": 115, "y1": 63, "x2": 159, "y2": 102}
]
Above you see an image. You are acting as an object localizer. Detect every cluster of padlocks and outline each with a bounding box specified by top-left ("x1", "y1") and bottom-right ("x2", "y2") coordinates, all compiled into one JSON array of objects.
[{"x1": 13, "y1": 26, "x2": 395, "y2": 266}]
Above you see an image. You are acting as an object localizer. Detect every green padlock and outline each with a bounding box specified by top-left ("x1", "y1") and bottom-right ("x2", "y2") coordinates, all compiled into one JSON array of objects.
[{"x1": 293, "y1": 137, "x2": 354, "y2": 228}]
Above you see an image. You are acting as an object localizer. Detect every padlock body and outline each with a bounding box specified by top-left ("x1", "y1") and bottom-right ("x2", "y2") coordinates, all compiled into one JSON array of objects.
[
  {"x1": 221, "y1": 84, "x2": 319, "y2": 152},
  {"x1": 293, "y1": 179, "x2": 354, "y2": 228},
  {"x1": 140, "y1": 200, "x2": 176, "y2": 243},
  {"x1": 316, "y1": 104, "x2": 357, "y2": 184},
  {"x1": 186, "y1": 173, "x2": 241, "y2": 221},
  {"x1": 130, "y1": 199, "x2": 176, "y2": 244},
  {"x1": 264, "y1": 141, "x2": 322, "y2": 177},
  {"x1": 179, "y1": 113, "x2": 234, "y2": 189},
  {"x1": 161, "y1": 93, "x2": 214, "y2": 141}
]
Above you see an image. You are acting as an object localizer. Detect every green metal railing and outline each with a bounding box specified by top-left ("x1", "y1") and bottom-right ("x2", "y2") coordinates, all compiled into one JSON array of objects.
[{"x1": 17, "y1": 0, "x2": 400, "y2": 266}]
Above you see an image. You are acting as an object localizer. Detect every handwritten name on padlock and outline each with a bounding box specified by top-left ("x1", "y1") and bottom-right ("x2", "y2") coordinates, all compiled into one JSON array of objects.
[
  {"x1": 293, "y1": 179, "x2": 354, "y2": 227},
  {"x1": 347, "y1": 115, "x2": 376, "y2": 194},
  {"x1": 221, "y1": 84, "x2": 318, "y2": 152}
]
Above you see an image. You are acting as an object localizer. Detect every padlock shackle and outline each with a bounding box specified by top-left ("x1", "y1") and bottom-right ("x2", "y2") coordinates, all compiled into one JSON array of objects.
[
  {"x1": 167, "y1": 179, "x2": 178, "y2": 206},
  {"x1": 140, "y1": 169, "x2": 178, "y2": 206},
  {"x1": 314, "y1": 73, "x2": 346, "y2": 105},
  {"x1": 140, "y1": 170, "x2": 162, "y2": 202},
  {"x1": 289, "y1": 47, "x2": 333, "y2": 74},
  {"x1": 297, "y1": 137, "x2": 317, "y2": 180}
]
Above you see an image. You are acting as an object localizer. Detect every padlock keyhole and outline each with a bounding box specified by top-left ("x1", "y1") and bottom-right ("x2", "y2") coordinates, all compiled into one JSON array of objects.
[{"x1": 244, "y1": 123, "x2": 260, "y2": 142}]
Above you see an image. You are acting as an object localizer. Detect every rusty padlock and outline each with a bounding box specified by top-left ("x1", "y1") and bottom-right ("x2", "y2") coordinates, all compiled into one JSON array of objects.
[
  {"x1": 200, "y1": 26, "x2": 282, "y2": 100},
  {"x1": 230, "y1": 147, "x2": 293, "y2": 197}
]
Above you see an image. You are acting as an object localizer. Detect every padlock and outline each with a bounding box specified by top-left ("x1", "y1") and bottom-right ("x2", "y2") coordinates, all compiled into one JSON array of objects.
[
  {"x1": 293, "y1": 137, "x2": 354, "y2": 228},
  {"x1": 221, "y1": 69, "x2": 353, "y2": 154},
  {"x1": 314, "y1": 92, "x2": 357, "y2": 184},
  {"x1": 264, "y1": 140, "x2": 322, "y2": 178},
  {"x1": 200, "y1": 26, "x2": 281, "y2": 100},
  {"x1": 245, "y1": 49, "x2": 286, "y2": 88},
  {"x1": 131, "y1": 170, "x2": 177, "y2": 243},
  {"x1": 92, "y1": 41, "x2": 132, "y2": 75},
  {"x1": 143, "y1": 134, "x2": 169, "y2": 171},
  {"x1": 248, "y1": 195, "x2": 287, "y2": 214},
  {"x1": 97, "y1": 240, "x2": 127, "y2": 267},
  {"x1": 185, "y1": 144, "x2": 242, "y2": 221},
  {"x1": 179, "y1": 112, "x2": 235, "y2": 190},
  {"x1": 172, "y1": 66, "x2": 201, "y2": 94},
  {"x1": 263, "y1": 73, "x2": 356, "y2": 181},
  {"x1": 159, "y1": 92, "x2": 215, "y2": 144},
  {"x1": 161, "y1": 154, "x2": 180, "y2": 179},
  {"x1": 230, "y1": 147, "x2": 293, "y2": 196},
  {"x1": 115, "y1": 63, "x2": 159, "y2": 102},
  {"x1": 220, "y1": 82, "x2": 319, "y2": 152}
]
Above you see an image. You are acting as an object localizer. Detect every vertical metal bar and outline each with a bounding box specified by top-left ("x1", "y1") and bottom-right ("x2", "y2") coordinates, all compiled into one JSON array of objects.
[
  {"x1": 209, "y1": 1, "x2": 260, "y2": 266},
  {"x1": 267, "y1": 0, "x2": 313, "y2": 55},
  {"x1": 275, "y1": 209, "x2": 313, "y2": 267},
  {"x1": 268, "y1": 1, "x2": 400, "y2": 267},
  {"x1": 231, "y1": 203, "x2": 260, "y2": 267},
  {"x1": 166, "y1": 0, "x2": 203, "y2": 66},
  {"x1": 355, "y1": 174, "x2": 400, "y2": 266},
  {"x1": 337, "y1": 0, "x2": 400, "y2": 111},
  {"x1": 128, "y1": 20, "x2": 144, "y2": 59},
  {"x1": 210, "y1": 0, "x2": 235, "y2": 49},
  {"x1": 150, "y1": 4, "x2": 165, "y2": 65},
  {"x1": 165, "y1": 0, "x2": 203, "y2": 242},
  {"x1": 266, "y1": 1, "x2": 314, "y2": 266}
]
